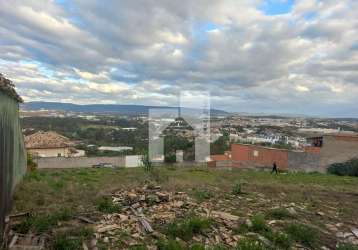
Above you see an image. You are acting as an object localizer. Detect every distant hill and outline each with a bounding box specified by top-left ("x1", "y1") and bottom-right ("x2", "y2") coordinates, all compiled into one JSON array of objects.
[{"x1": 21, "y1": 102, "x2": 229, "y2": 116}]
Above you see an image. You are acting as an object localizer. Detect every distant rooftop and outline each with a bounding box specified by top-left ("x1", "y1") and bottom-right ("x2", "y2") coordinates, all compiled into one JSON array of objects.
[
  {"x1": 25, "y1": 131, "x2": 74, "y2": 149},
  {"x1": 0, "y1": 73, "x2": 23, "y2": 102}
]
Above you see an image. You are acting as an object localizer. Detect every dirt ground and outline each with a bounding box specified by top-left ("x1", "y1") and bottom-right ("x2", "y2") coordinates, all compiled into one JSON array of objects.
[{"x1": 6, "y1": 167, "x2": 358, "y2": 249}]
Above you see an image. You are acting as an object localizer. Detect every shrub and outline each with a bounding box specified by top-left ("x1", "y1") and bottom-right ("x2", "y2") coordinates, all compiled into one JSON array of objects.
[
  {"x1": 96, "y1": 197, "x2": 122, "y2": 213},
  {"x1": 327, "y1": 158, "x2": 358, "y2": 177},
  {"x1": 267, "y1": 231, "x2": 292, "y2": 250},
  {"x1": 27, "y1": 153, "x2": 37, "y2": 171},
  {"x1": 251, "y1": 214, "x2": 269, "y2": 233},
  {"x1": 232, "y1": 182, "x2": 243, "y2": 195},
  {"x1": 165, "y1": 216, "x2": 212, "y2": 241},
  {"x1": 284, "y1": 223, "x2": 318, "y2": 247}
]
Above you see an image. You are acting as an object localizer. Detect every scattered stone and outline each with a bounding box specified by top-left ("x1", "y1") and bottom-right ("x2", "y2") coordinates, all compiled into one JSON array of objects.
[
  {"x1": 287, "y1": 207, "x2": 297, "y2": 215},
  {"x1": 211, "y1": 211, "x2": 239, "y2": 221},
  {"x1": 316, "y1": 211, "x2": 325, "y2": 216},
  {"x1": 352, "y1": 228, "x2": 358, "y2": 238}
]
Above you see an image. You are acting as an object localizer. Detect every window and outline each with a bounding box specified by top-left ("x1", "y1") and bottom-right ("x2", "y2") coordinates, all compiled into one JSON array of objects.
[{"x1": 253, "y1": 150, "x2": 259, "y2": 157}]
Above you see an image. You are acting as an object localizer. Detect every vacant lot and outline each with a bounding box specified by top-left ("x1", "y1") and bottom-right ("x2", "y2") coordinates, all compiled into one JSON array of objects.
[{"x1": 8, "y1": 167, "x2": 358, "y2": 249}]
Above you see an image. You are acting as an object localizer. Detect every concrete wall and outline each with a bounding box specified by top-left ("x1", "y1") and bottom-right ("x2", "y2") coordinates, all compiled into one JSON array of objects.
[
  {"x1": 125, "y1": 155, "x2": 143, "y2": 168},
  {"x1": 37, "y1": 156, "x2": 125, "y2": 169},
  {"x1": 288, "y1": 151, "x2": 321, "y2": 172},
  {"x1": 320, "y1": 135, "x2": 358, "y2": 167}
]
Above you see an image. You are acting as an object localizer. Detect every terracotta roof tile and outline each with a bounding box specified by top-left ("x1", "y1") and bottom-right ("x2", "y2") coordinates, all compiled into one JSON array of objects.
[{"x1": 25, "y1": 131, "x2": 74, "y2": 149}]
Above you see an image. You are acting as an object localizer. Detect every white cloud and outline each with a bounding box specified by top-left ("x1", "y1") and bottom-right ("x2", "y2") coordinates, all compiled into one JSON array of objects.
[{"x1": 0, "y1": 0, "x2": 357, "y2": 116}]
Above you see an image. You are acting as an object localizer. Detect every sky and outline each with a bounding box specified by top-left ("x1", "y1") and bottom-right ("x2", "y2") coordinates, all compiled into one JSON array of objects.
[{"x1": 0, "y1": 0, "x2": 357, "y2": 117}]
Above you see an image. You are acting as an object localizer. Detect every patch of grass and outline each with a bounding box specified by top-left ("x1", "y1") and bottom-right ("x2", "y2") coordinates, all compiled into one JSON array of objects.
[
  {"x1": 157, "y1": 239, "x2": 185, "y2": 250},
  {"x1": 337, "y1": 243, "x2": 358, "y2": 250},
  {"x1": 165, "y1": 216, "x2": 213, "y2": 241},
  {"x1": 284, "y1": 223, "x2": 318, "y2": 247},
  {"x1": 251, "y1": 214, "x2": 269, "y2": 233},
  {"x1": 193, "y1": 189, "x2": 214, "y2": 202},
  {"x1": 96, "y1": 197, "x2": 122, "y2": 213},
  {"x1": 266, "y1": 231, "x2": 292, "y2": 250},
  {"x1": 265, "y1": 208, "x2": 295, "y2": 220},
  {"x1": 129, "y1": 245, "x2": 148, "y2": 250},
  {"x1": 233, "y1": 223, "x2": 250, "y2": 235},
  {"x1": 15, "y1": 209, "x2": 73, "y2": 234},
  {"x1": 51, "y1": 226, "x2": 94, "y2": 250},
  {"x1": 236, "y1": 238, "x2": 265, "y2": 250}
]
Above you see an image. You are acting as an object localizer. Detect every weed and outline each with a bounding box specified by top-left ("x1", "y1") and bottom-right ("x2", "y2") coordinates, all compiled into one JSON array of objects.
[
  {"x1": 15, "y1": 209, "x2": 73, "y2": 234},
  {"x1": 265, "y1": 208, "x2": 295, "y2": 220},
  {"x1": 337, "y1": 243, "x2": 358, "y2": 250},
  {"x1": 157, "y1": 239, "x2": 185, "y2": 250},
  {"x1": 129, "y1": 245, "x2": 148, "y2": 250},
  {"x1": 193, "y1": 189, "x2": 214, "y2": 202},
  {"x1": 96, "y1": 197, "x2": 122, "y2": 213},
  {"x1": 284, "y1": 223, "x2": 318, "y2": 247},
  {"x1": 51, "y1": 226, "x2": 93, "y2": 250},
  {"x1": 235, "y1": 238, "x2": 265, "y2": 250},
  {"x1": 232, "y1": 181, "x2": 243, "y2": 195},
  {"x1": 265, "y1": 231, "x2": 292, "y2": 250},
  {"x1": 165, "y1": 216, "x2": 212, "y2": 241},
  {"x1": 251, "y1": 214, "x2": 269, "y2": 233}
]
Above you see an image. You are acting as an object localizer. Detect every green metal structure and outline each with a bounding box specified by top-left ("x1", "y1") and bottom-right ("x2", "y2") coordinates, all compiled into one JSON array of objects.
[{"x1": 0, "y1": 74, "x2": 26, "y2": 244}]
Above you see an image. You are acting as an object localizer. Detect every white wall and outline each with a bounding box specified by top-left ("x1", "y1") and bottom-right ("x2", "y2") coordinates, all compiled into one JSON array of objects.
[{"x1": 125, "y1": 155, "x2": 143, "y2": 168}]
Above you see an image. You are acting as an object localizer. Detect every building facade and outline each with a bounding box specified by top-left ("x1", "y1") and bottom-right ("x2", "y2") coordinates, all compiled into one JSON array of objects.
[{"x1": 25, "y1": 131, "x2": 78, "y2": 158}]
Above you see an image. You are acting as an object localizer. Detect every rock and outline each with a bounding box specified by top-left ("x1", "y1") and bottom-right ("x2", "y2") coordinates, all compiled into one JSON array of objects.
[
  {"x1": 211, "y1": 211, "x2": 239, "y2": 221},
  {"x1": 325, "y1": 224, "x2": 338, "y2": 232},
  {"x1": 173, "y1": 200, "x2": 184, "y2": 208},
  {"x1": 316, "y1": 211, "x2": 325, "y2": 216},
  {"x1": 258, "y1": 235, "x2": 271, "y2": 246},
  {"x1": 103, "y1": 237, "x2": 109, "y2": 243},
  {"x1": 156, "y1": 192, "x2": 170, "y2": 202},
  {"x1": 96, "y1": 225, "x2": 121, "y2": 233},
  {"x1": 268, "y1": 220, "x2": 277, "y2": 225},
  {"x1": 336, "y1": 232, "x2": 345, "y2": 238},
  {"x1": 343, "y1": 232, "x2": 354, "y2": 238},
  {"x1": 352, "y1": 228, "x2": 358, "y2": 238},
  {"x1": 245, "y1": 219, "x2": 253, "y2": 228},
  {"x1": 287, "y1": 207, "x2": 297, "y2": 215}
]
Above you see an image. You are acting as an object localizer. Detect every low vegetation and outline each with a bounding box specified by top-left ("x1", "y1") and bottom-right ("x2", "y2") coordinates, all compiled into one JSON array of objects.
[
  {"x1": 328, "y1": 158, "x2": 358, "y2": 177},
  {"x1": 10, "y1": 167, "x2": 358, "y2": 249}
]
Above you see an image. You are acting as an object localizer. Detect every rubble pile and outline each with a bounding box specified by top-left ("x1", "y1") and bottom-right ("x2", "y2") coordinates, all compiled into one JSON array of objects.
[{"x1": 94, "y1": 185, "x2": 244, "y2": 248}]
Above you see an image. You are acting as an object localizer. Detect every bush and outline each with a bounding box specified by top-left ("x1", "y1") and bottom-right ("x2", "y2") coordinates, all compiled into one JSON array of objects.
[
  {"x1": 251, "y1": 214, "x2": 269, "y2": 233},
  {"x1": 27, "y1": 153, "x2": 37, "y2": 171},
  {"x1": 327, "y1": 158, "x2": 358, "y2": 177},
  {"x1": 284, "y1": 223, "x2": 318, "y2": 247}
]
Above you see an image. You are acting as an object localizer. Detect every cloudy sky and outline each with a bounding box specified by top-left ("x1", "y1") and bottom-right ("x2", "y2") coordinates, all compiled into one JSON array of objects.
[{"x1": 0, "y1": 0, "x2": 357, "y2": 117}]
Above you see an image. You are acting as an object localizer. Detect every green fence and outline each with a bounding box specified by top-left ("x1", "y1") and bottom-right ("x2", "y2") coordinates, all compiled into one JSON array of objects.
[{"x1": 0, "y1": 91, "x2": 26, "y2": 243}]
